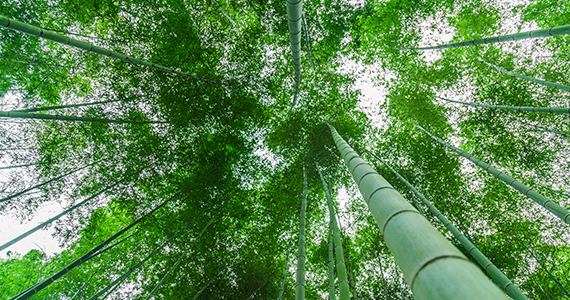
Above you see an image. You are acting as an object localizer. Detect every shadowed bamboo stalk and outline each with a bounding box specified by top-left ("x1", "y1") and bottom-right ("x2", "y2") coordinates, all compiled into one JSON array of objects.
[
  {"x1": 9, "y1": 192, "x2": 179, "y2": 300},
  {"x1": 295, "y1": 166, "x2": 308, "y2": 300},
  {"x1": 478, "y1": 57, "x2": 570, "y2": 92},
  {"x1": 0, "y1": 111, "x2": 166, "y2": 124},
  {"x1": 397, "y1": 24, "x2": 570, "y2": 50},
  {"x1": 328, "y1": 220, "x2": 336, "y2": 300},
  {"x1": 15, "y1": 100, "x2": 120, "y2": 113},
  {"x1": 371, "y1": 152, "x2": 528, "y2": 300},
  {"x1": 317, "y1": 164, "x2": 350, "y2": 300},
  {"x1": 70, "y1": 273, "x2": 95, "y2": 300},
  {"x1": 418, "y1": 125, "x2": 570, "y2": 225},
  {"x1": 301, "y1": 13, "x2": 315, "y2": 70},
  {"x1": 211, "y1": 0, "x2": 236, "y2": 26},
  {"x1": 326, "y1": 122, "x2": 507, "y2": 300},
  {"x1": 278, "y1": 246, "x2": 292, "y2": 300},
  {"x1": 0, "y1": 16, "x2": 223, "y2": 85},
  {"x1": 286, "y1": 0, "x2": 303, "y2": 110},
  {"x1": 0, "y1": 162, "x2": 95, "y2": 204},
  {"x1": 0, "y1": 163, "x2": 39, "y2": 170},
  {"x1": 435, "y1": 95, "x2": 570, "y2": 114},
  {"x1": 512, "y1": 117, "x2": 570, "y2": 137}
]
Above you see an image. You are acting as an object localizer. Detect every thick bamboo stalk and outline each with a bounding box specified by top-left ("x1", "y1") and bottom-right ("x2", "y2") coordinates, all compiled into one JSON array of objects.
[
  {"x1": 286, "y1": 0, "x2": 303, "y2": 110},
  {"x1": 0, "y1": 16, "x2": 222, "y2": 85},
  {"x1": 0, "y1": 163, "x2": 39, "y2": 170},
  {"x1": 0, "y1": 111, "x2": 166, "y2": 124},
  {"x1": 419, "y1": 125, "x2": 570, "y2": 225},
  {"x1": 478, "y1": 58, "x2": 570, "y2": 92},
  {"x1": 9, "y1": 193, "x2": 178, "y2": 300},
  {"x1": 326, "y1": 122, "x2": 507, "y2": 300},
  {"x1": 317, "y1": 165, "x2": 351, "y2": 300},
  {"x1": 295, "y1": 166, "x2": 308, "y2": 300},
  {"x1": 301, "y1": 13, "x2": 315, "y2": 70},
  {"x1": 328, "y1": 221, "x2": 336, "y2": 300},
  {"x1": 435, "y1": 95, "x2": 570, "y2": 114},
  {"x1": 15, "y1": 100, "x2": 120, "y2": 113},
  {"x1": 398, "y1": 24, "x2": 570, "y2": 50},
  {"x1": 372, "y1": 153, "x2": 528, "y2": 300},
  {"x1": 0, "y1": 162, "x2": 94, "y2": 204},
  {"x1": 0, "y1": 182, "x2": 119, "y2": 252}
]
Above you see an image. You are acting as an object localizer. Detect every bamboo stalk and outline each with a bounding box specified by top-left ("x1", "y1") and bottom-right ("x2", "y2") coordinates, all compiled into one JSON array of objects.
[
  {"x1": 0, "y1": 163, "x2": 39, "y2": 170},
  {"x1": 317, "y1": 164, "x2": 351, "y2": 300},
  {"x1": 327, "y1": 122, "x2": 507, "y2": 300},
  {"x1": 435, "y1": 95, "x2": 570, "y2": 114},
  {"x1": 478, "y1": 57, "x2": 570, "y2": 92},
  {"x1": 371, "y1": 152, "x2": 528, "y2": 300},
  {"x1": 328, "y1": 220, "x2": 336, "y2": 300},
  {"x1": 295, "y1": 166, "x2": 308, "y2": 300},
  {"x1": 398, "y1": 25, "x2": 570, "y2": 50},
  {"x1": 0, "y1": 16, "x2": 223, "y2": 85},
  {"x1": 301, "y1": 13, "x2": 315, "y2": 70},
  {"x1": 210, "y1": 0, "x2": 236, "y2": 26},
  {"x1": 286, "y1": 0, "x2": 303, "y2": 110},
  {"x1": 14, "y1": 100, "x2": 120, "y2": 113},
  {"x1": 278, "y1": 245, "x2": 292, "y2": 300},
  {"x1": 0, "y1": 111, "x2": 166, "y2": 124},
  {"x1": 418, "y1": 125, "x2": 570, "y2": 225}
]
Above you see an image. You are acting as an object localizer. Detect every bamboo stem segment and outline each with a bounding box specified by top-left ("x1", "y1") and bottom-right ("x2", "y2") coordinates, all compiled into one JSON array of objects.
[
  {"x1": 435, "y1": 95, "x2": 570, "y2": 115},
  {"x1": 286, "y1": 0, "x2": 303, "y2": 110},
  {"x1": 0, "y1": 111, "x2": 166, "y2": 124},
  {"x1": 326, "y1": 122, "x2": 508, "y2": 300},
  {"x1": 295, "y1": 166, "x2": 308, "y2": 300}
]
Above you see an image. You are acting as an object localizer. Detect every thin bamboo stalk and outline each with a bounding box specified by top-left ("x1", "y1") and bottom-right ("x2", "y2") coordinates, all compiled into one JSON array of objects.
[
  {"x1": 478, "y1": 58, "x2": 570, "y2": 92},
  {"x1": 328, "y1": 220, "x2": 336, "y2": 300},
  {"x1": 70, "y1": 273, "x2": 95, "y2": 300},
  {"x1": 15, "y1": 100, "x2": 120, "y2": 113},
  {"x1": 0, "y1": 16, "x2": 223, "y2": 85},
  {"x1": 327, "y1": 122, "x2": 507, "y2": 299},
  {"x1": 210, "y1": 0, "x2": 236, "y2": 26},
  {"x1": 9, "y1": 192, "x2": 179, "y2": 300},
  {"x1": 301, "y1": 13, "x2": 315, "y2": 70},
  {"x1": 371, "y1": 153, "x2": 528, "y2": 300},
  {"x1": 295, "y1": 166, "x2": 308, "y2": 300},
  {"x1": 435, "y1": 95, "x2": 570, "y2": 114},
  {"x1": 397, "y1": 24, "x2": 570, "y2": 50},
  {"x1": 317, "y1": 165, "x2": 350, "y2": 300},
  {"x1": 0, "y1": 111, "x2": 166, "y2": 124},
  {"x1": 0, "y1": 163, "x2": 39, "y2": 170},
  {"x1": 286, "y1": 0, "x2": 303, "y2": 110},
  {"x1": 418, "y1": 125, "x2": 570, "y2": 225}
]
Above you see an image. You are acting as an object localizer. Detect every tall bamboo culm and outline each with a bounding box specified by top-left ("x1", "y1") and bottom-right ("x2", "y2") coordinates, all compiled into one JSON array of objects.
[
  {"x1": 419, "y1": 125, "x2": 570, "y2": 225},
  {"x1": 295, "y1": 166, "x2": 308, "y2": 300},
  {"x1": 317, "y1": 165, "x2": 351, "y2": 300},
  {"x1": 328, "y1": 220, "x2": 336, "y2": 300},
  {"x1": 286, "y1": 0, "x2": 303, "y2": 109},
  {"x1": 435, "y1": 95, "x2": 570, "y2": 115},
  {"x1": 326, "y1": 122, "x2": 507, "y2": 300},
  {"x1": 371, "y1": 152, "x2": 528, "y2": 300}
]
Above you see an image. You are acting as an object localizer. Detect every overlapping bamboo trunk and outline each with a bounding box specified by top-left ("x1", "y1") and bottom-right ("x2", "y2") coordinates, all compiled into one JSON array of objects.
[
  {"x1": 419, "y1": 125, "x2": 570, "y2": 225},
  {"x1": 373, "y1": 153, "x2": 528, "y2": 300},
  {"x1": 0, "y1": 111, "x2": 165, "y2": 124},
  {"x1": 399, "y1": 24, "x2": 570, "y2": 50},
  {"x1": 326, "y1": 122, "x2": 507, "y2": 300},
  {"x1": 295, "y1": 166, "x2": 308, "y2": 300},
  {"x1": 286, "y1": 0, "x2": 303, "y2": 109},
  {"x1": 328, "y1": 221, "x2": 336, "y2": 300},
  {"x1": 478, "y1": 57, "x2": 570, "y2": 92},
  {"x1": 317, "y1": 165, "x2": 350, "y2": 300},
  {"x1": 435, "y1": 95, "x2": 570, "y2": 114}
]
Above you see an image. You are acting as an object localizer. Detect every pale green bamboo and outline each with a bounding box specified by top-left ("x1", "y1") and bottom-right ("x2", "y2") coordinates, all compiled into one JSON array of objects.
[
  {"x1": 327, "y1": 122, "x2": 507, "y2": 300},
  {"x1": 0, "y1": 162, "x2": 95, "y2": 204},
  {"x1": 9, "y1": 193, "x2": 178, "y2": 300},
  {"x1": 418, "y1": 125, "x2": 570, "y2": 225},
  {"x1": 513, "y1": 118, "x2": 570, "y2": 137},
  {"x1": 70, "y1": 273, "x2": 95, "y2": 300},
  {"x1": 15, "y1": 100, "x2": 120, "y2": 113},
  {"x1": 372, "y1": 153, "x2": 528, "y2": 300},
  {"x1": 435, "y1": 95, "x2": 570, "y2": 114},
  {"x1": 328, "y1": 221, "x2": 336, "y2": 300},
  {"x1": 398, "y1": 25, "x2": 570, "y2": 50},
  {"x1": 286, "y1": 0, "x2": 303, "y2": 110},
  {"x1": 278, "y1": 244, "x2": 292, "y2": 300},
  {"x1": 0, "y1": 16, "x2": 221, "y2": 85},
  {"x1": 0, "y1": 111, "x2": 165, "y2": 124},
  {"x1": 0, "y1": 163, "x2": 38, "y2": 170},
  {"x1": 0, "y1": 181, "x2": 119, "y2": 252},
  {"x1": 478, "y1": 57, "x2": 570, "y2": 92},
  {"x1": 370, "y1": 232, "x2": 388, "y2": 300},
  {"x1": 295, "y1": 166, "x2": 308, "y2": 300},
  {"x1": 0, "y1": 56, "x2": 63, "y2": 68},
  {"x1": 301, "y1": 13, "x2": 315, "y2": 70},
  {"x1": 317, "y1": 165, "x2": 350, "y2": 300},
  {"x1": 211, "y1": 0, "x2": 236, "y2": 26},
  {"x1": 337, "y1": 218, "x2": 357, "y2": 298}
]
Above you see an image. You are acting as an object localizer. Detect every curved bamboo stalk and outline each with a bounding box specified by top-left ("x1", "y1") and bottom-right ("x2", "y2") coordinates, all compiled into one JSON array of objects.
[
  {"x1": 286, "y1": 0, "x2": 303, "y2": 110},
  {"x1": 418, "y1": 125, "x2": 570, "y2": 225},
  {"x1": 0, "y1": 163, "x2": 39, "y2": 170},
  {"x1": 295, "y1": 166, "x2": 308, "y2": 300},
  {"x1": 9, "y1": 192, "x2": 179, "y2": 300},
  {"x1": 371, "y1": 152, "x2": 528, "y2": 300},
  {"x1": 435, "y1": 95, "x2": 570, "y2": 114},
  {"x1": 0, "y1": 162, "x2": 95, "y2": 204},
  {"x1": 0, "y1": 16, "x2": 223, "y2": 85},
  {"x1": 301, "y1": 13, "x2": 315, "y2": 70},
  {"x1": 317, "y1": 165, "x2": 350, "y2": 300},
  {"x1": 15, "y1": 100, "x2": 120, "y2": 113},
  {"x1": 326, "y1": 122, "x2": 507, "y2": 300},
  {"x1": 478, "y1": 57, "x2": 570, "y2": 92},
  {"x1": 328, "y1": 220, "x2": 336, "y2": 300},
  {"x1": 397, "y1": 25, "x2": 570, "y2": 51},
  {"x1": 0, "y1": 111, "x2": 166, "y2": 124}
]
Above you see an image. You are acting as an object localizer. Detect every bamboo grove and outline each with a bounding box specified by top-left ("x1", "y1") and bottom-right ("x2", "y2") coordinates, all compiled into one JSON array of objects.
[{"x1": 0, "y1": 0, "x2": 569, "y2": 299}]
